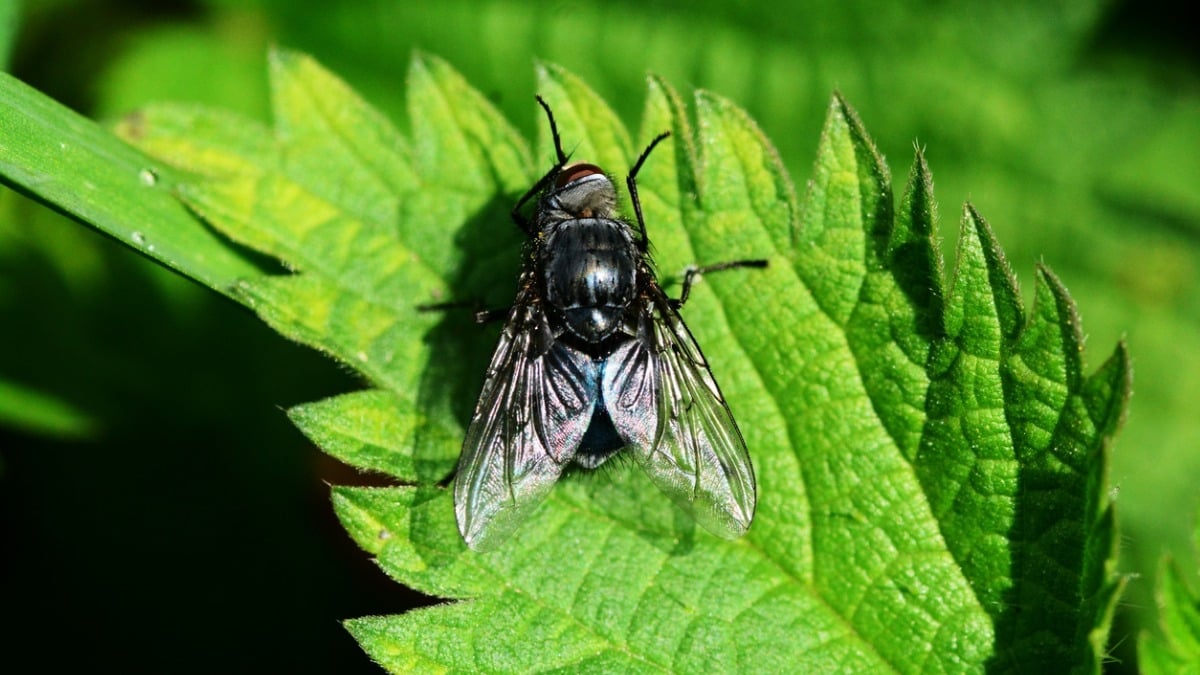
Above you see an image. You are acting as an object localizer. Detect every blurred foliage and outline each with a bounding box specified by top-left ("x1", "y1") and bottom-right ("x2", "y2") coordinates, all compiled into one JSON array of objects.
[
  {"x1": 0, "y1": 0, "x2": 1196, "y2": 671},
  {"x1": 1139, "y1": 506, "x2": 1200, "y2": 673}
]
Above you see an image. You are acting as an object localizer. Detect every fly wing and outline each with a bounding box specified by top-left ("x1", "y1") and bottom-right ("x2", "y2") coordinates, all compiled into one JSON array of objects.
[
  {"x1": 454, "y1": 294, "x2": 599, "y2": 550},
  {"x1": 602, "y1": 293, "x2": 756, "y2": 539}
]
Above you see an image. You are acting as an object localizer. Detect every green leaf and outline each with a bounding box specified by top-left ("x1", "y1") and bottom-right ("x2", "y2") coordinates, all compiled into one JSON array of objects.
[
  {"x1": 0, "y1": 377, "x2": 97, "y2": 439},
  {"x1": 1139, "y1": 508, "x2": 1200, "y2": 674},
  {"x1": 0, "y1": 71, "x2": 265, "y2": 297},
  {"x1": 110, "y1": 51, "x2": 1128, "y2": 671}
]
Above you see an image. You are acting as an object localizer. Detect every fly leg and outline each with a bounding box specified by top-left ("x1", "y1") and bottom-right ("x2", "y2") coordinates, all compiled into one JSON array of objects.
[
  {"x1": 511, "y1": 95, "x2": 573, "y2": 234},
  {"x1": 670, "y1": 259, "x2": 769, "y2": 309},
  {"x1": 626, "y1": 131, "x2": 671, "y2": 252},
  {"x1": 416, "y1": 300, "x2": 511, "y2": 324}
]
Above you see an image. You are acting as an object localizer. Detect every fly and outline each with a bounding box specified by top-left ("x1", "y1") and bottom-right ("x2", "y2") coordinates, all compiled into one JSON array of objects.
[{"x1": 451, "y1": 96, "x2": 766, "y2": 550}]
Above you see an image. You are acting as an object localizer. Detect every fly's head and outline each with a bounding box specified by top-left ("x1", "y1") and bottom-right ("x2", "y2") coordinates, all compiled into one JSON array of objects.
[{"x1": 539, "y1": 162, "x2": 618, "y2": 224}]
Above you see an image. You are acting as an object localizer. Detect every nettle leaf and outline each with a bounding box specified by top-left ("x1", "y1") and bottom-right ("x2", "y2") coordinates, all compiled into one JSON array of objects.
[
  {"x1": 1139, "y1": 508, "x2": 1200, "y2": 673},
  {"x1": 108, "y1": 50, "x2": 1129, "y2": 672}
]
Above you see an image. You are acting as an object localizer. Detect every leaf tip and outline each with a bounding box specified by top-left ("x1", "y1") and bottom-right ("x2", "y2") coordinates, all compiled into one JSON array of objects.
[
  {"x1": 1106, "y1": 338, "x2": 1133, "y2": 430},
  {"x1": 899, "y1": 143, "x2": 937, "y2": 237},
  {"x1": 829, "y1": 91, "x2": 892, "y2": 188},
  {"x1": 1031, "y1": 262, "x2": 1086, "y2": 378},
  {"x1": 830, "y1": 89, "x2": 851, "y2": 115},
  {"x1": 406, "y1": 50, "x2": 438, "y2": 87},
  {"x1": 911, "y1": 141, "x2": 931, "y2": 177},
  {"x1": 962, "y1": 203, "x2": 1020, "y2": 299},
  {"x1": 267, "y1": 45, "x2": 307, "y2": 75},
  {"x1": 534, "y1": 60, "x2": 569, "y2": 87}
]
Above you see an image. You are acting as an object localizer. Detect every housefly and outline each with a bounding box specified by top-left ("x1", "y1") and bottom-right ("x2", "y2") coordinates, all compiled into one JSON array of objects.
[{"x1": 452, "y1": 97, "x2": 766, "y2": 550}]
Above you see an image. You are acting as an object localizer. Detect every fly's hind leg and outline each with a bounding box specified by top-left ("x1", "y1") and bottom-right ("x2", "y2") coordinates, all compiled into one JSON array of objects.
[{"x1": 670, "y1": 259, "x2": 769, "y2": 309}]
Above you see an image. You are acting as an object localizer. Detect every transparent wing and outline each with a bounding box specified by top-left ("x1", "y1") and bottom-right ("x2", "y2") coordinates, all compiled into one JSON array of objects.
[
  {"x1": 602, "y1": 292, "x2": 756, "y2": 539},
  {"x1": 454, "y1": 295, "x2": 599, "y2": 551}
]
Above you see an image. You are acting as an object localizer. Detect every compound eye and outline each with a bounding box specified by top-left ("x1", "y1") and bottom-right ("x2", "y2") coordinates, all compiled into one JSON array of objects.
[{"x1": 555, "y1": 162, "x2": 605, "y2": 189}]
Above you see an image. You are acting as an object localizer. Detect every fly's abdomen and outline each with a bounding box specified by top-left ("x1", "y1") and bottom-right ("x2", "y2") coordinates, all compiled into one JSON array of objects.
[{"x1": 543, "y1": 219, "x2": 637, "y2": 342}]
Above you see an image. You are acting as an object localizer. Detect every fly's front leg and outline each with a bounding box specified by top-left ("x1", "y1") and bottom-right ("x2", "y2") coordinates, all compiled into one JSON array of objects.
[
  {"x1": 626, "y1": 131, "x2": 671, "y2": 252},
  {"x1": 512, "y1": 95, "x2": 573, "y2": 234}
]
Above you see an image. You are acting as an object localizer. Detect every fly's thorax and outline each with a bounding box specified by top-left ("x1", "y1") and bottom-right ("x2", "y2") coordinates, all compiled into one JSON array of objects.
[{"x1": 540, "y1": 217, "x2": 640, "y2": 343}]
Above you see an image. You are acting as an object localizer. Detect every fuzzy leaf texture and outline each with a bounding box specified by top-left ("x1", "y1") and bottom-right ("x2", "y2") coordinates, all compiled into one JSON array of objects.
[{"x1": 4, "y1": 49, "x2": 1131, "y2": 672}]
